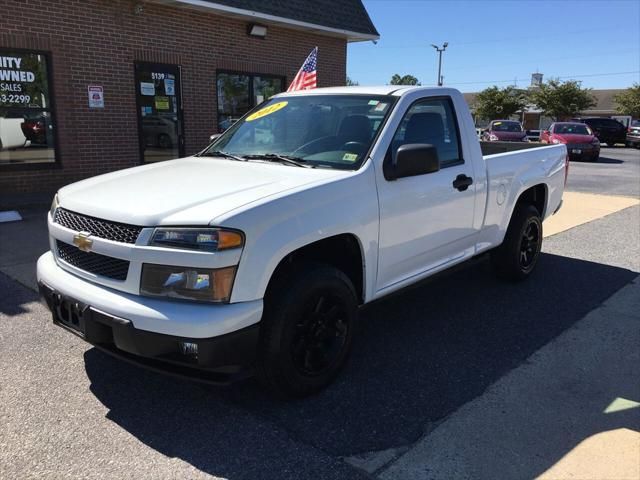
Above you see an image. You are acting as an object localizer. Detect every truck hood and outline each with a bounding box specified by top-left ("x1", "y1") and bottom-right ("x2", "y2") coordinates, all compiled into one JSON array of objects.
[{"x1": 58, "y1": 156, "x2": 346, "y2": 226}]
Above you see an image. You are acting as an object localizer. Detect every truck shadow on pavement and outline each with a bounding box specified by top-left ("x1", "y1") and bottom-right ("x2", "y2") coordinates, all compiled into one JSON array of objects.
[{"x1": 84, "y1": 252, "x2": 638, "y2": 479}]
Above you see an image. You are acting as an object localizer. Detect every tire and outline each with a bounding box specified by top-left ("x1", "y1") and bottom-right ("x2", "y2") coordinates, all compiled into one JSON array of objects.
[
  {"x1": 257, "y1": 263, "x2": 358, "y2": 398},
  {"x1": 592, "y1": 153, "x2": 599, "y2": 162},
  {"x1": 491, "y1": 204, "x2": 543, "y2": 282}
]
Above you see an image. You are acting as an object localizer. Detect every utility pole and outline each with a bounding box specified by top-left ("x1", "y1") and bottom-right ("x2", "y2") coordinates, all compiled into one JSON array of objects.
[{"x1": 431, "y1": 42, "x2": 448, "y2": 86}]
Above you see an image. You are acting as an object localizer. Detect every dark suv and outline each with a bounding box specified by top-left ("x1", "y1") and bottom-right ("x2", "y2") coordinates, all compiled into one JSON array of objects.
[{"x1": 573, "y1": 117, "x2": 627, "y2": 146}]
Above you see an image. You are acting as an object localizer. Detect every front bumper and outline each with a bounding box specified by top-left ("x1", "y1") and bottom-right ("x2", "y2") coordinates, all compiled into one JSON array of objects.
[{"x1": 37, "y1": 251, "x2": 263, "y2": 383}]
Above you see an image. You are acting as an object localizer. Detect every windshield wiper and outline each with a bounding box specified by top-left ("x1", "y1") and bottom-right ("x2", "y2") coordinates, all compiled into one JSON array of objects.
[
  {"x1": 243, "y1": 154, "x2": 312, "y2": 168},
  {"x1": 198, "y1": 150, "x2": 247, "y2": 162}
]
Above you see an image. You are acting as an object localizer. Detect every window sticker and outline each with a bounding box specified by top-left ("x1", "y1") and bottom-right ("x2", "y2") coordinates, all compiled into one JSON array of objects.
[
  {"x1": 374, "y1": 102, "x2": 388, "y2": 112},
  {"x1": 164, "y1": 78, "x2": 175, "y2": 96},
  {"x1": 155, "y1": 96, "x2": 170, "y2": 110},
  {"x1": 368, "y1": 100, "x2": 379, "y2": 106},
  {"x1": 493, "y1": 121, "x2": 502, "y2": 126},
  {"x1": 342, "y1": 153, "x2": 358, "y2": 162},
  {"x1": 246, "y1": 101, "x2": 288, "y2": 121},
  {"x1": 140, "y1": 82, "x2": 155, "y2": 96}
]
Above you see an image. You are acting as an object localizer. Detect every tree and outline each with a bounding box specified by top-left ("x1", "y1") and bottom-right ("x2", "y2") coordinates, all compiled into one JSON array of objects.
[
  {"x1": 389, "y1": 74, "x2": 420, "y2": 85},
  {"x1": 614, "y1": 84, "x2": 640, "y2": 118},
  {"x1": 346, "y1": 76, "x2": 359, "y2": 86},
  {"x1": 529, "y1": 79, "x2": 596, "y2": 121},
  {"x1": 474, "y1": 86, "x2": 528, "y2": 120}
]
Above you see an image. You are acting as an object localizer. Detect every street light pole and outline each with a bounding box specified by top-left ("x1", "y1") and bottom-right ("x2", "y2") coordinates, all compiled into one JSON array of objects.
[{"x1": 431, "y1": 42, "x2": 448, "y2": 86}]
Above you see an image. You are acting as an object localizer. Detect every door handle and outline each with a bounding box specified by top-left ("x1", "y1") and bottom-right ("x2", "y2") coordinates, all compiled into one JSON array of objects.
[{"x1": 453, "y1": 174, "x2": 473, "y2": 191}]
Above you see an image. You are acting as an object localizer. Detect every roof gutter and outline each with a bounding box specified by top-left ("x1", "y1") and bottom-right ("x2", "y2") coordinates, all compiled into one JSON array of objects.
[{"x1": 150, "y1": 0, "x2": 380, "y2": 42}]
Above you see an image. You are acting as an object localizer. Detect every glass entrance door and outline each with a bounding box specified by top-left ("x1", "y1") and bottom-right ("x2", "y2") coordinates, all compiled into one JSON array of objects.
[{"x1": 135, "y1": 62, "x2": 184, "y2": 163}]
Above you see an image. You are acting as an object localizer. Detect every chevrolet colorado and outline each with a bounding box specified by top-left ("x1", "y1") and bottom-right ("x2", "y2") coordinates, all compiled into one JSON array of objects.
[{"x1": 37, "y1": 86, "x2": 567, "y2": 397}]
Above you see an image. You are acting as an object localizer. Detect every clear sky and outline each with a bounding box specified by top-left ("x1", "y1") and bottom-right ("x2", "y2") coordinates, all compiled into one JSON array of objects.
[{"x1": 347, "y1": 0, "x2": 640, "y2": 92}]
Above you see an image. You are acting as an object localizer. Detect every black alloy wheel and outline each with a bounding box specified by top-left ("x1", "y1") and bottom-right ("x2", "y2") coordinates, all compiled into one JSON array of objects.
[
  {"x1": 491, "y1": 204, "x2": 543, "y2": 281},
  {"x1": 291, "y1": 292, "x2": 349, "y2": 376},
  {"x1": 258, "y1": 263, "x2": 358, "y2": 397},
  {"x1": 519, "y1": 219, "x2": 540, "y2": 273}
]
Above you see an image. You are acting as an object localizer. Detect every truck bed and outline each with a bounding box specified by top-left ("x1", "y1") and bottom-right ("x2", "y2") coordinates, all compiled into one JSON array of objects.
[{"x1": 480, "y1": 141, "x2": 550, "y2": 156}]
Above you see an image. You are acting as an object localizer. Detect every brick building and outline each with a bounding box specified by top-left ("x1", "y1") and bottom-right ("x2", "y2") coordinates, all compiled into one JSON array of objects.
[{"x1": 0, "y1": 0, "x2": 378, "y2": 199}]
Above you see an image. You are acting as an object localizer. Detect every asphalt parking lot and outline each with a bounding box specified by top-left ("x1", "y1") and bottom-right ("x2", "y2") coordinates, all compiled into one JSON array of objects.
[{"x1": 1, "y1": 147, "x2": 639, "y2": 479}]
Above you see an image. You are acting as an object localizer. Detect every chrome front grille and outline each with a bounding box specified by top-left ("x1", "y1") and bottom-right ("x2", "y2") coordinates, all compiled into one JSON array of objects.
[
  {"x1": 56, "y1": 240, "x2": 130, "y2": 281},
  {"x1": 54, "y1": 208, "x2": 142, "y2": 244}
]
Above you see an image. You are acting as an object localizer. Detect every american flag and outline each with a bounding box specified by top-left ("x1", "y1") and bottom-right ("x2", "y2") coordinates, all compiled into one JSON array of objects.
[{"x1": 287, "y1": 47, "x2": 318, "y2": 92}]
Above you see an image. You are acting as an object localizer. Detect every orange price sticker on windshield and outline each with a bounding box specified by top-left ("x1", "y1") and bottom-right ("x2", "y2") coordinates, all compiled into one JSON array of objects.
[{"x1": 246, "y1": 101, "x2": 288, "y2": 121}]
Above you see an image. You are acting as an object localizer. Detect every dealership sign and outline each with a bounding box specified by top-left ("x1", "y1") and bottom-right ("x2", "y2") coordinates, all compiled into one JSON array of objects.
[{"x1": 0, "y1": 52, "x2": 50, "y2": 108}]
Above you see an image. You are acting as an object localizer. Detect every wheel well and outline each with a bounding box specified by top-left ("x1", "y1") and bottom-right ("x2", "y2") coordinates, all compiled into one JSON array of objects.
[
  {"x1": 266, "y1": 234, "x2": 365, "y2": 304},
  {"x1": 516, "y1": 184, "x2": 547, "y2": 216}
]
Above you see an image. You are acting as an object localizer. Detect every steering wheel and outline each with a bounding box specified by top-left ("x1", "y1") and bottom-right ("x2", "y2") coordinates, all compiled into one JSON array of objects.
[
  {"x1": 341, "y1": 141, "x2": 367, "y2": 153},
  {"x1": 290, "y1": 136, "x2": 338, "y2": 156}
]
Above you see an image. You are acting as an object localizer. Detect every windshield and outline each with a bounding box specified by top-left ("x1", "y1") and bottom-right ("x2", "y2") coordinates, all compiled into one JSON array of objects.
[
  {"x1": 203, "y1": 94, "x2": 396, "y2": 169},
  {"x1": 490, "y1": 121, "x2": 522, "y2": 132},
  {"x1": 553, "y1": 124, "x2": 591, "y2": 135}
]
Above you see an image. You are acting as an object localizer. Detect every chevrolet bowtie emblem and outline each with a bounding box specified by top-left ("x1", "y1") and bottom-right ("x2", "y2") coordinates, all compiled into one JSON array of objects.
[{"x1": 73, "y1": 231, "x2": 93, "y2": 252}]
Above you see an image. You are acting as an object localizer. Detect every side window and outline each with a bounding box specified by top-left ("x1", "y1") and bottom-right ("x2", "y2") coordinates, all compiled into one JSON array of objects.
[{"x1": 390, "y1": 97, "x2": 462, "y2": 168}]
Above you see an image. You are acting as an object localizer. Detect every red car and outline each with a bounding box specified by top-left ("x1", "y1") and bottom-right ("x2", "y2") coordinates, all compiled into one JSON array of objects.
[
  {"x1": 481, "y1": 120, "x2": 528, "y2": 142},
  {"x1": 540, "y1": 122, "x2": 600, "y2": 161}
]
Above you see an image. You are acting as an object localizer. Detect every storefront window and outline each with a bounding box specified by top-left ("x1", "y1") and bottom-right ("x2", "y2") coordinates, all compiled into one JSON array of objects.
[
  {"x1": 0, "y1": 50, "x2": 56, "y2": 165},
  {"x1": 217, "y1": 72, "x2": 283, "y2": 132}
]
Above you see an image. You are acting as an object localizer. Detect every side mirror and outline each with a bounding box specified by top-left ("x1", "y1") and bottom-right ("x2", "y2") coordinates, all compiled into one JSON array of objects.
[
  {"x1": 385, "y1": 143, "x2": 440, "y2": 180},
  {"x1": 209, "y1": 133, "x2": 221, "y2": 143}
]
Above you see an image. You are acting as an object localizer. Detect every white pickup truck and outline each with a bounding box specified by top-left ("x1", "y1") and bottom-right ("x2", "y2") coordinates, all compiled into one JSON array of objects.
[{"x1": 37, "y1": 86, "x2": 567, "y2": 397}]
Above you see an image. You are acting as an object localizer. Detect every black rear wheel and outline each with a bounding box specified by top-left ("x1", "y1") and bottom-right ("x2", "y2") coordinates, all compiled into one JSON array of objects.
[
  {"x1": 491, "y1": 204, "x2": 543, "y2": 281},
  {"x1": 257, "y1": 264, "x2": 358, "y2": 397}
]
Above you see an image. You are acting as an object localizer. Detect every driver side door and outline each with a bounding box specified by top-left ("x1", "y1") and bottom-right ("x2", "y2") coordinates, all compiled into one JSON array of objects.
[{"x1": 375, "y1": 96, "x2": 479, "y2": 294}]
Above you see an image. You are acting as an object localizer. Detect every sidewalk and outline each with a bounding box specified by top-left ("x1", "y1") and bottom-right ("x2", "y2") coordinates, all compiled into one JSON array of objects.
[
  {"x1": 0, "y1": 208, "x2": 49, "y2": 291},
  {"x1": 345, "y1": 278, "x2": 640, "y2": 479}
]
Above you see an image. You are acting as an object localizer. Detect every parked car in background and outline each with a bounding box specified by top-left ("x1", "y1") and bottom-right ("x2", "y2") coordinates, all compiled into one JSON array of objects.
[
  {"x1": 626, "y1": 120, "x2": 640, "y2": 148},
  {"x1": 21, "y1": 118, "x2": 47, "y2": 145},
  {"x1": 142, "y1": 115, "x2": 178, "y2": 149},
  {"x1": 573, "y1": 117, "x2": 626, "y2": 146},
  {"x1": 541, "y1": 122, "x2": 600, "y2": 161},
  {"x1": 482, "y1": 120, "x2": 528, "y2": 142}
]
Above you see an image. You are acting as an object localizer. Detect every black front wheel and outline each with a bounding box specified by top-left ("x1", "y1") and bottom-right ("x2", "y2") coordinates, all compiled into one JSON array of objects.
[
  {"x1": 491, "y1": 204, "x2": 543, "y2": 281},
  {"x1": 257, "y1": 264, "x2": 358, "y2": 397}
]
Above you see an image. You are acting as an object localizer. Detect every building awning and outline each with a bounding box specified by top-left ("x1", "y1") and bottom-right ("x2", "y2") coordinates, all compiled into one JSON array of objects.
[{"x1": 149, "y1": 0, "x2": 380, "y2": 42}]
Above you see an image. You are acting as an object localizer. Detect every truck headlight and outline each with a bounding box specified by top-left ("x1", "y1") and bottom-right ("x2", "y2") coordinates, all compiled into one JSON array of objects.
[
  {"x1": 50, "y1": 193, "x2": 59, "y2": 218},
  {"x1": 150, "y1": 228, "x2": 243, "y2": 252},
  {"x1": 552, "y1": 138, "x2": 561, "y2": 144},
  {"x1": 489, "y1": 134, "x2": 499, "y2": 141},
  {"x1": 140, "y1": 264, "x2": 237, "y2": 303}
]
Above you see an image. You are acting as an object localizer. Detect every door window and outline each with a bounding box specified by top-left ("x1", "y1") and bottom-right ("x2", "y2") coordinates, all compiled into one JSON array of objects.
[
  {"x1": 390, "y1": 97, "x2": 462, "y2": 168},
  {"x1": 135, "y1": 63, "x2": 183, "y2": 163}
]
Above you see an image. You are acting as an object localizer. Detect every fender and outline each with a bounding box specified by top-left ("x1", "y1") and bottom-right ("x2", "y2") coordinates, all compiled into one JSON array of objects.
[{"x1": 215, "y1": 166, "x2": 380, "y2": 304}]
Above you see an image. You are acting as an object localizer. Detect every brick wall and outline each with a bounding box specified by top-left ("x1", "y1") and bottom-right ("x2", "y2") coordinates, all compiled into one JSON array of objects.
[{"x1": 0, "y1": 0, "x2": 347, "y2": 195}]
